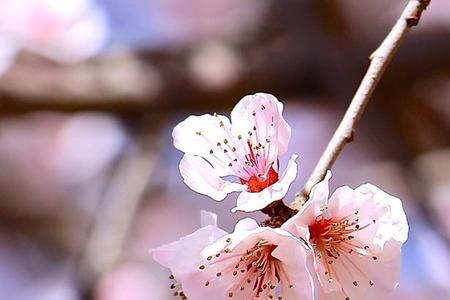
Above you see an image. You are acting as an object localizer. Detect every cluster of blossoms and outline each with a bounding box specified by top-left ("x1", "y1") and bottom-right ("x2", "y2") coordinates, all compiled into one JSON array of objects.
[{"x1": 151, "y1": 93, "x2": 409, "y2": 300}]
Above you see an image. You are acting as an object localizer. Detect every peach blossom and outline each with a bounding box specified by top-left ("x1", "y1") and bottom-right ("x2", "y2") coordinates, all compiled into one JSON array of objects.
[
  {"x1": 173, "y1": 93, "x2": 298, "y2": 212},
  {"x1": 283, "y1": 171, "x2": 409, "y2": 300},
  {"x1": 151, "y1": 211, "x2": 314, "y2": 300}
]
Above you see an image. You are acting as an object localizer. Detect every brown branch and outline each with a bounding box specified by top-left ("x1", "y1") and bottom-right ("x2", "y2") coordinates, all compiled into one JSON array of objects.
[{"x1": 290, "y1": 0, "x2": 431, "y2": 210}]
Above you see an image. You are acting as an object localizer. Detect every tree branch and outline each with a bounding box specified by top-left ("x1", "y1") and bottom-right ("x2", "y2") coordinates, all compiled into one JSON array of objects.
[{"x1": 290, "y1": 0, "x2": 431, "y2": 210}]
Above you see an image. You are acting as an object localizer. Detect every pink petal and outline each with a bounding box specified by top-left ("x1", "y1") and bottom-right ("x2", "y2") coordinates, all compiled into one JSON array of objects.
[
  {"x1": 173, "y1": 114, "x2": 238, "y2": 177},
  {"x1": 311, "y1": 253, "x2": 343, "y2": 294},
  {"x1": 202, "y1": 224, "x2": 270, "y2": 261},
  {"x1": 231, "y1": 154, "x2": 298, "y2": 212},
  {"x1": 270, "y1": 232, "x2": 315, "y2": 300},
  {"x1": 325, "y1": 184, "x2": 407, "y2": 298},
  {"x1": 328, "y1": 183, "x2": 408, "y2": 260},
  {"x1": 183, "y1": 227, "x2": 314, "y2": 300},
  {"x1": 321, "y1": 182, "x2": 407, "y2": 299},
  {"x1": 150, "y1": 225, "x2": 227, "y2": 279},
  {"x1": 355, "y1": 184, "x2": 409, "y2": 249},
  {"x1": 283, "y1": 173, "x2": 408, "y2": 300},
  {"x1": 201, "y1": 217, "x2": 260, "y2": 256},
  {"x1": 230, "y1": 93, "x2": 291, "y2": 159},
  {"x1": 282, "y1": 170, "x2": 333, "y2": 235},
  {"x1": 179, "y1": 154, "x2": 246, "y2": 201},
  {"x1": 316, "y1": 245, "x2": 402, "y2": 300},
  {"x1": 327, "y1": 185, "x2": 357, "y2": 218}
]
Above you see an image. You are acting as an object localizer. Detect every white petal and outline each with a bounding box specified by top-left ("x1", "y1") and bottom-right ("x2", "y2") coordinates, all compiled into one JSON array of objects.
[
  {"x1": 234, "y1": 217, "x2": 260, "y2": 233},
  {"x1": 311, "y1": 170, "x2": 332, "y2": 205},
  {"x1": 230, "y1": 93, "x2": 291, "y2": 159},
  {"x1": 179, "y1": 155, "x2": 246, "y2": 201},
  {"x1": 173, "y1": 114, "x2": 238, "y2": 176},
  {"x1": 232, "y1": 154, "x2": 298, "y2": 212},
  {"x1": 200, "y1": 210, "x2": 218, "y2": 227}
]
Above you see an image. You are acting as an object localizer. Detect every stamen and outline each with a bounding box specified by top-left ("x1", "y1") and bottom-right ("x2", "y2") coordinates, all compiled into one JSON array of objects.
[
  {"x1": 309, "y1": 209, "x2": 377, "y2": 290},
  {"x1": 168, "y1": 275, "x2": 187, "y2": 299},
  {"x1": 200, "y1": 240, "x2": 288, "y2": 299}
]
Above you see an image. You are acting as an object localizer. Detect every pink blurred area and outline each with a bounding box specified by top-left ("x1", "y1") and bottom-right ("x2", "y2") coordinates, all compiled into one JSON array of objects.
[
  {"x1": 0, "y1": 0, "x2": 108, "y2": 71},
  {"x1": 0, "y1": 0, "x2": 449, "y2": 300}
]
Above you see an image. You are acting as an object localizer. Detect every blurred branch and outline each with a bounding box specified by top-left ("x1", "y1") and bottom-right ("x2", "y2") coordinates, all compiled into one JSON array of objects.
[
  {"x1": 76, "y1": 129, "x2": 160, "y2": 291},
  {"x1": 291, "y1": 0, "x2": 431, "y2": 209},
  {"x1": 0, "y1": 51, "x2": 161, "y2": 111}
]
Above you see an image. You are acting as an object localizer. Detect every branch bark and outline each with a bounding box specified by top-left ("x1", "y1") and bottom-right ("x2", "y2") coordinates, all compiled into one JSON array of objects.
[{"x1": 290, "y1": 0, "x2": 431, "y2": 210}]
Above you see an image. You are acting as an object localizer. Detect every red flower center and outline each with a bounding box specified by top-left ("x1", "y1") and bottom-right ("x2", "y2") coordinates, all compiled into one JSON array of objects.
[
  {"x1": 308, "y1": 214, "x2": 358, "y2": 256},
  {"x1": 241, "y1": 166, "x2": 279, "y2": 193}
]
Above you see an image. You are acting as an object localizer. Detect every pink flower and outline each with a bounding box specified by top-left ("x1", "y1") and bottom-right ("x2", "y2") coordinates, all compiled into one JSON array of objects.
[
  {"x1": 151, "y1": 211, "x2": 314, "y2": 300},
  {"x1": 173, "y1": 93, "x2": 298, "y2": 212},
  {"x1": 282, "y1": 171, "x2": 409, "y2": 300}
]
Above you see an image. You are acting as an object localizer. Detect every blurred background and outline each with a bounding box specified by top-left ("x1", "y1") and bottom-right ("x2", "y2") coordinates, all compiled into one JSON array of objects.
[{"x1": 0, "y1": 0, "x2": 449, "y2": 299}]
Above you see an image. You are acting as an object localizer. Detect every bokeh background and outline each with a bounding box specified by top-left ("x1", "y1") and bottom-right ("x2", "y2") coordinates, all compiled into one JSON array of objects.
[{"x1": 0, "y1": 0, "x2": 449, "y2": 299}]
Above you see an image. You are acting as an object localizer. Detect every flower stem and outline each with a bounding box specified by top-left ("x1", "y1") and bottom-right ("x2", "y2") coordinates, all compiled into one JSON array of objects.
[
  {"x1": 261, "y1": 200, "x2": 297, "y2": 227},
  {"x1": 290, "y1": 0, "x2": 432, "y2": 210}
]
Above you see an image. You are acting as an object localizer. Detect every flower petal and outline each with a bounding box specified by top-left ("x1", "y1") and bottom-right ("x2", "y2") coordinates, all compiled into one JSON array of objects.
[
  {"x1": 283, "y1": 174, "x2": 408, "y2": 300},
  {"x1": 311, "y1": 170, "x2": 332, "y2": 205},
  {"x1": 316, "y1": 245, "x2": 402, "y2": 300},
  {"x1": 271, "y1": 233, "x2": 315, "y2": 300},
  {"x1": 232, "y1": 154, "x2": 298, "y2": 212},
  {"x1": 173, "y1": 114, "x2": 239, "y2": 176},
  {"x1": 320, "y1": 182, "x2": 407, "y2": 299},
  {"x1": 200, "y1": 210, "x2": 218, "y2": 227},
  {"x1": 230, "y1": 93, "x2": 291, "y2": 160},
  {"x1": 188, "y1": 227, "x2": 314, "y2": 300},
  {"x1": 150, "y1": 225, "x2": 227, "y2": 279},
  {"x1": 328, "y1": 183, "x2": 408, "y2": 260},
  {"x1": 264, "y1": 229, "x2": 314, "y2": 300},
  {"x1": 179, "y1": 154, "x2": 246, "y2": 201},
  {"x1": 153, "y1": 216, "x2": 315, "y2": 300},
  {"x1": 355, "y1": 184, "x2": 408, "y2": 247},
  {"x1": 282, "y1": 170, "x2": 333, "y2": 236}
]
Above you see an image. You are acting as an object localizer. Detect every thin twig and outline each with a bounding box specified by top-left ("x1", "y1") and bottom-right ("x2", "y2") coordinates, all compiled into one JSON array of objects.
[{"x1": 290, "y1": 0, "x2": 431, "y2": 210}]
